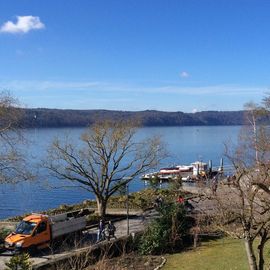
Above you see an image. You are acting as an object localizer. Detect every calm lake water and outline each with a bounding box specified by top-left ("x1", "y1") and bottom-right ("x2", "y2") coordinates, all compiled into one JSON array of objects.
[{"x1": 0, "y1": 126, "x2": 241, "y2": 219}]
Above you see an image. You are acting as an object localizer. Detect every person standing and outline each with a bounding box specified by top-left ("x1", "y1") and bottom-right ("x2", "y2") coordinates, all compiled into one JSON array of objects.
[
  {"x1": 107, "y1": 220, "x2": 116, "y2": 240},
  {"x1": 97, "y1": 219, "x2": 105, "y2": 241},
  {"x1": 212, "y1": 176, "x2": 218, "y2": 194}
]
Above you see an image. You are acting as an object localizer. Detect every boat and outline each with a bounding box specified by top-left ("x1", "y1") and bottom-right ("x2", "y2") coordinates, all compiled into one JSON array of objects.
[
  {"x1": 141, "y1": 161, "x2": 213, "y2": 181},
  {"x1": 159, "y1": 165, "x2": 193, "y2": 175}
]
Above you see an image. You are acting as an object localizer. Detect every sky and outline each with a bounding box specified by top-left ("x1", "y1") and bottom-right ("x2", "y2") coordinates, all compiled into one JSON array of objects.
[{"x1": 0, "y1": 0, "x2": 270, "y2": 112}]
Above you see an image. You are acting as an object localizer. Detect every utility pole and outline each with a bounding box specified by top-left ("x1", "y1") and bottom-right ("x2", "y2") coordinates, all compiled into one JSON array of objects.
[{"x1": 126, "y1": 182, "x2": 129, "y2": 235}]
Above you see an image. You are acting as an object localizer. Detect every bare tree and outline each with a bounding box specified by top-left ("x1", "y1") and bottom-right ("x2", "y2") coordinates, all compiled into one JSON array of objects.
[
  {"x1": 211, "y1": 101, "x2": 270, "y2": 270},
  {"x1": 0, "y1": 91, "x2": 32, "y2": 184},
  {"x1": 45, "y1": 119, "x2": 166, "y2": 217}
]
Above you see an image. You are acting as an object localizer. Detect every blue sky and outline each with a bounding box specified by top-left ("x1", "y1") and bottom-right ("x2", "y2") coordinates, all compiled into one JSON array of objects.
[{"x1": 0, "y1": 0, "x2": 269, "y2": 112}]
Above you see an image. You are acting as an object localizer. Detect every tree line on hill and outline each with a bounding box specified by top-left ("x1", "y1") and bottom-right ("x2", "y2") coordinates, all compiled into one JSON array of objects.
[{"x1": 19, "y1": 108, "x2": 250, "y2": 128}]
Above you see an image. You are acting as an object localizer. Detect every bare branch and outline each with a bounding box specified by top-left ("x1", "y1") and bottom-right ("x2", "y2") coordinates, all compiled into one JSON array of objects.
[{"x1": 45, "y1": 119, "x2": 166, "y2": 217}]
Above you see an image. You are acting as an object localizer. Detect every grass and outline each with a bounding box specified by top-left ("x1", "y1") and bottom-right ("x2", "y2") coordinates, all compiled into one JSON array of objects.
[{"x1": 163, "y1": 238, "x2": 270, "y2": 270}]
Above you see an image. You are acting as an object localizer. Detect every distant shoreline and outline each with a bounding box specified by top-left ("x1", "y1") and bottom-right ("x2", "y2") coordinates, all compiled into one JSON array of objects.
[{"x1": 20, "y1": 108, "x2": 248, "y2": 128}]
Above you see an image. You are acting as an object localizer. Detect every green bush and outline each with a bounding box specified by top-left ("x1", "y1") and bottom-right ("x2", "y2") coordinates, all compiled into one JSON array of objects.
[
  {"x1": 0, "y1": 228, "x2": 12, "y2": 241},
  {"x1": 5, "y1": 253, "x2": 32, "y2": 270},
  {"x1": 139, "y1": 202, "x2": 190, "y2": 255},
  {"x1": 0, "y1": 227, "x2": 12, "y2": 250}
]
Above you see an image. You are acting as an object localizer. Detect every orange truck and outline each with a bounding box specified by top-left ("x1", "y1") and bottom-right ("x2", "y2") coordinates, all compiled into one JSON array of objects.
[{"x1": 4, "y1": 209, "x2": 90, "y2": 254}]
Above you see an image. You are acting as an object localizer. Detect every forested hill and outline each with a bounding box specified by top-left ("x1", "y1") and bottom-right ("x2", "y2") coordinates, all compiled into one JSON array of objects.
[{"x1": 19, "y1": 108, "x2": 246, "y2": 128}]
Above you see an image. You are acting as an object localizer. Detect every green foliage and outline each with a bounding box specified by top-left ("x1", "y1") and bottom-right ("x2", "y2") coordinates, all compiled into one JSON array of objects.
[
  {"x1": 0, "y1": 227, "x2": 12, "y2": 250},
  {"x1": 107, "y1": 188, "x2": 183, "y2": 210},
  {"x1": 148, "y1": 175, "x2": 161, "y2": 189},
  {"x1": 168, "y1": 175, "x2": 183, "y2": 192},
  {"x1": 5, "y1": 253, "x2": 32, "y2": 270},
  {"x1": 139, "y1": 202, "x2": 190, "y2": 255},
  {"x1": 0, "y1": 227, "x2": 12, "y2": 241}
]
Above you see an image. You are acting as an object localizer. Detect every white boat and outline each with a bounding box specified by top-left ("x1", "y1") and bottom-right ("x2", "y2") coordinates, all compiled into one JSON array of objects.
[
  {"x1": 141, "y1": 161, "x2": 209, "y2": 181},
  {"x1": 159, "y1": 165, "x2": 193, "y2": 175}
]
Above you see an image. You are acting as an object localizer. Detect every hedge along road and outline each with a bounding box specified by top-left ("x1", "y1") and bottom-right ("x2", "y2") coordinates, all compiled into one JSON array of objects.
[{"x1": 0, "y1": 210, "x2": 157, "y2": 269}]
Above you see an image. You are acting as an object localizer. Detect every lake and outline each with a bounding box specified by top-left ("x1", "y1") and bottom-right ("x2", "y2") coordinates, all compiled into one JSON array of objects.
[{"x1": 0, "y1": 126, "x2": 241, "y2": 219}]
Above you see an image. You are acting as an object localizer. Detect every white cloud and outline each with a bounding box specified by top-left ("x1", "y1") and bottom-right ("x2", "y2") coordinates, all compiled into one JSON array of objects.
[
  {"x1": 0, "y1": 16, "x2": 45, "y2": 34},
  {"x1": 180, "y1": 71, "x2": 190, "y2": 78},
  {"x1": 192, "y1": 108, "x2": 198, "y2": 113},
  {"x1": 149, "y1": 84, "x2": 265, "y2": 96},
  {"x1": 0, "y1": 80, "x2": 106, "y2": 92},
  {"x1": 1, "y1": 80, "x2": 265, "y2": 111},
  {"x1": 0, "y1": 80, "x2": 266, "y2": 97}
]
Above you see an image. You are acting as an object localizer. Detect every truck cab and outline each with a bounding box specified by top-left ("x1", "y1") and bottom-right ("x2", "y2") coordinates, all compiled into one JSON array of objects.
[{"x1": 5, "y1": 214, "x2": 50, "y2": 253}]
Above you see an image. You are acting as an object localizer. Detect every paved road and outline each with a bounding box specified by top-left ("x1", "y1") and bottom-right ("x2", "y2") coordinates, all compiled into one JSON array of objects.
[{"x1": 0, "y1": 210, "x2": 157, "y2": 269}]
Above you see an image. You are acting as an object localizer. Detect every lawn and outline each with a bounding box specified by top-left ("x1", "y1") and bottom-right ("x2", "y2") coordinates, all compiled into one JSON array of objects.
[{"x1": 163, "y1": 238, "x2": 270, "y2": 270}]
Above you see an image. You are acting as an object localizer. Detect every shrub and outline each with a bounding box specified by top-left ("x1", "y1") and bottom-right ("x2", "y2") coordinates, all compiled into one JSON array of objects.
[
  {"x1": 0, "y1": 227, "x2": 12, "y2": 250},
  {"x1": 139, "y1": 202, "x2": 190, "y2": 255},
  {"x1": 5, "y1": 253, "x2": 32, "y2": 270},
  {"x1": 0, "y1": 228, "x2": 12, "y2": 241}
]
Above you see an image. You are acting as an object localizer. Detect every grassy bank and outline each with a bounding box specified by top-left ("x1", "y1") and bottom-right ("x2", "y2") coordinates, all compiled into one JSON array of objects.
[{"x1": 164, "y1": 238, "x2": 270, "y2": 270}]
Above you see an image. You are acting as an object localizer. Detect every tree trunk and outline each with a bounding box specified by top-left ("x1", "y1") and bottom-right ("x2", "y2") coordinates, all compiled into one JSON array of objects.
[
  {"x1": 244, "y1": 238, "x2": 258, "y2": 270},
  {"x1": 257, "y1": 231, "x2": 267, "y2": 270},
  {"x1": 258, "y1": 243, "x2": 265, "y2": 270},
  {"x1": 96, "y1": 197, "x2": 107, "y2": 218}
]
